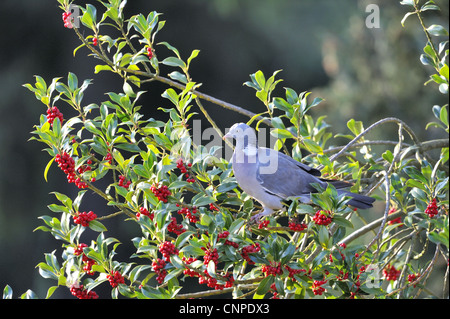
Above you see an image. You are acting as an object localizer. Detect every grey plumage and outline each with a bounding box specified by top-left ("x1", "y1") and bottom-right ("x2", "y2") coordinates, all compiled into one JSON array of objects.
[{"x1": 223, "y1": 123, "x2": 375, "y2": 220}]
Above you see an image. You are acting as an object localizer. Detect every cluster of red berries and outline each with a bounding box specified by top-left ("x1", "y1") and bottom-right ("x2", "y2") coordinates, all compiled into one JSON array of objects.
[
  {"x1": 288, "y1": 221, "x2": 307, "y2": 232},
  {"x1": 241, "y1": 243, "x2": 261, "y2": 265},
  {"x1": 75, "y1": 179, "x2": 88, "y2": 189},
  {"x1": 202, "y1": 247, "x2": 219, "y2": 265},
  {"x1": 258, "y1": 219, "x2": 270, "y2": 229},
  {"x1": 46, "y1": 106, "x2": 63, "y2": 126},
  {"x1": 209, "y1": 203, "x2": 219, "y2": 211},
  {"x1": 218, "y1": 231, "x2": 239, "y2": 248},
  {"x1": 218, "y1": 231, "x2": 229, "y2": 239},
  {"x1": 328, "y1": 243, "x2": 347, "y2": 263},
  {"x1": 383, "y1": 264, "x2": 401, "y2": 281},
  {"x1": 77, "y1": 160, "x2": 96, "y2": 183},
  {"x1": 313, "y1": 210, "x2": 333, "y2": 226},
  {"x1": 73, "y1": 211, "x2": 97, "y2": 227},
  {"x1": 425, "y1": 198, "x2": 439, "y2": 218},
  {"x1": 182, "y1": 257, "x2": 198, "y2": 277},
  {"x1": 136, "y1": 207, "x2": 154, "y2": 220},
  {"x1": 336, "y1": 270, "x2": 349, "y2": 281},
  {"x1": 285, "y1": 265, "x2": 307, "y2": 280},
  {"x1": 180, "y1": 255, "x2": 234, "y2": 290},
  {"x1": 168, "y1": 217, "x2": 185, "y2": 235},
  {"x1": 261, "y1": 262, "x2": 283, "y2": 277},
  {"x1": 62, "y1": 11, "x2": 74, "y2": 28},
  {"x1": 77, "y1": 160, "x2": 92, "y2": 174},
  {"x1": 70, "y1": 284, "x2": 98, "y2": 299},
  {"x1": 55, "y1": 152, "x2": 75, "y2": 175},
  {"x1": 107, "y1": 271, "x2": 125, "y2": 288},
  {"x1": 151, "y1": 184, "x2": 171, "y2": 203},
  {"x1": 74, "y1": 243, "x2": 87, "y2": 256},
  {"x1": 176, "y1": 158, "x2": 195, "y2": 183},
  {"x1": 176, "y1": 204, "x2": 199, "y2": 223},
  {"x1": 269, "y1": 283, "x2": 280, "y2": 299},
  {"x1": 104, "y1": 152, "x2": 113, "y2": 164},
  {"x1": 388, "y1": 207, "x2": 403, "y2": 226},
  {"x1": 118, "y1": 175, "x2": 131, "y2": 189},
  {"x1": 92, "y1": 37, "x2": 98, "y2": 46},
  {"x1": 74, "y1": 243, "x2": 96, "y2": 275},
  {"x1": 147, "y1": 47, "x2": 153, "y2": 59},
  {"x1": 152, "y1": 258, "x2": 167, "y2": 284},
  {"x1": 198, "y1": 270, "x2": 234, "y2": 290},
  {"x1": 159, "y1": 241, "x2": 179, "y2": 262},
  {"x1": 198, "y1": 272, "x2": 217, "y2": 289},
  {"x1": 55, "y1": 152, "x2": 89, "y2": 189},
  {"x1": 407, "y1": 273, "x2": 420, "y2": 287},
  {"x1": 312, "y1": 280, "x2": 327, "y2": 295}
]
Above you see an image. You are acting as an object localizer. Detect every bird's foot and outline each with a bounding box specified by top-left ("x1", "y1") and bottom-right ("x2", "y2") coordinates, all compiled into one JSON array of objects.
[
  {"x1": 250, "y1": 213, "x2": 264, "y2": 222},
  {"x1": 250, "y1": 208, "x2": 273, "y2": 223}
]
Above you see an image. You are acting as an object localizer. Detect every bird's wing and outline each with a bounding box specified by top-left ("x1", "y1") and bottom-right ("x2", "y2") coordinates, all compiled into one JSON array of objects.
[{"x1": 256, "y1": 147, "x2": 324, "y2": 198}]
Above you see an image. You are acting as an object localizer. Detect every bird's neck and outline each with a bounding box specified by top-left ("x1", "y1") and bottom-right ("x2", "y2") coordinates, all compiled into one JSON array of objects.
[{"x1": 235, "y1": 133, "x2": 257, "y2": 152}]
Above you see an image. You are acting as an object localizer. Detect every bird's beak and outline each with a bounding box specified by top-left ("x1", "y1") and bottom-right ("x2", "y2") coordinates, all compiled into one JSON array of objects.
[{"x1": 223, "y1": 133, "x2": 231, "y2": 140}]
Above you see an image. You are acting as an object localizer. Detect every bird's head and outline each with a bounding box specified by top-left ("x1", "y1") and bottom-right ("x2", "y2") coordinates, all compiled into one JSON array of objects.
[
  {"x1": 223, "y1": 123, "x2": 257, "y2": 149},
  {"x1": 223, "y1": 123, "x2": 252, "y2": 140}
]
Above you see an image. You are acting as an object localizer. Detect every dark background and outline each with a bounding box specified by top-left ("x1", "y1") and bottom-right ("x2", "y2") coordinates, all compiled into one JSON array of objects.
[{"x1": 0, "y1": 0, "x2": 448, "y2": 298}]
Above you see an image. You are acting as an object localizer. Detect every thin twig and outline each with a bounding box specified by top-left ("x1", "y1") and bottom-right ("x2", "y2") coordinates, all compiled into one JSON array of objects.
[{"x1": 328, "y1": 117, "x2": 420, "y2": 164}]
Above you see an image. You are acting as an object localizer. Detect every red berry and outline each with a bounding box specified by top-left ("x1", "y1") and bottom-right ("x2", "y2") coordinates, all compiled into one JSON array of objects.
[
  {"x1": 74, "y1": 243, "x2": 88, "y2": 256},
  {"x1": 158, "y1": 241, "x2": 179, "y2": 262},
  {"x1": 408, "y1": 273, "x2": 420, "y2": 287},
  {"x1": 136, "y1": 207, "x2": 154, "y2": 220},
  {"x1": 218, "y1": 231, "x2": 229, "y2": 239},
  {"x1": 312, "y1": 280, "x2": 327, "y2": 295},
  {"x1": 313, "y1": 210, "x2": 333, "y2": 226},
  {"x1": 258, "y1": 219, "x2": 270, "y2": 229},
  {"x1": 388, "y1": 207, "x2": 403, "y2": 225},
  {"x1": 288, "y1": 221, "x2": 307, "y2": 232},
  {"x1": 92, "y1": 37, "x2": 98, "y2": 46},
  {"x1": 218, "y1": 232, "x2": 238, "y2": 248},
  {"x1": 167, "y1": 217, "x2": 185, "y2": 235},
  {"x1": 147, "y1": 47, "x2": 153, "y2": 59},
  {"x1": 107, "y1": 271, "x2": 125, "y2": 288},
  {"x1": 73, "y1": 211, "x2": 97, "y2": 227},
  {"x1": 175, "y1": 158, "x2": 195, "y2": 183},
  {"x1": 182, "y1": 257, "x2": 198, "y2": 277},
  {"x1": 152, "y1": 258, "x2": 167, "y2": 284},
  {"x1": 46, "y1": 106, "x2": 63, "y2": 126},
  {"x1": 151, "y1": 184, "x2": 171, "y2": 203},
  {"x1": 177, "y1": 206, "x2": 198, "y2": 223},
  {"x1": 55, "y1": 152, "x2": 89, "y2": 189},
  {"x1": 104, "y1": 152, "x2": 113, "y2": 164},
  {"x1": 425, "y1": 198, "x2": 439, "y2": 218},
  {"x1": 209, "y1": 203, "x2": 219, "y2": 211},
  {"x1": 118, "y1": 175, "x2": 131, "y2": 189},
  {"x1": 284, "y1": 265, "x2": 306, "y2": 279},
  {"x1": 240, "y1": 243, "x2": 261, "y2": 265},
  {"x1": 261, "y1": 262, "x2": 282, "y2": 277},
  {"x1": 62, "y1": 11, "x2": 74, "y2": 29},
  {"x1": 383, "y1": 264, "x2": 401, "y2": 281},
  {"x1": 203, "y1": 247, "x2": 219, "y2": 265},
  {"x1": 70, "y1": 284, "x2": 98, "y2": 299}
]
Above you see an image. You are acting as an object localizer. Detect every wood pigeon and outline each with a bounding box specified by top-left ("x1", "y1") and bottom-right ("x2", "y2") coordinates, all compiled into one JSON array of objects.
[{"x1": 223, "y1": 123, "x2": 375, "y2": 220}]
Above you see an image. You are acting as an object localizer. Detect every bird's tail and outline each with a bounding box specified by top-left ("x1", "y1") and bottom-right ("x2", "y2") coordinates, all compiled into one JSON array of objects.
[
  {"x1": 337, "y1": 190, "x2": 375, "y2": 209},
  {"x1": 322, "y1": 179, "x2": 375, "y2": 209}
]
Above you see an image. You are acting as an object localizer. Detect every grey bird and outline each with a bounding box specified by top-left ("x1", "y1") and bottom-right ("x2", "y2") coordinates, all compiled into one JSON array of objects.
[{"x1": 223, "y1": 123, "x2": 375, "y2": 220}]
